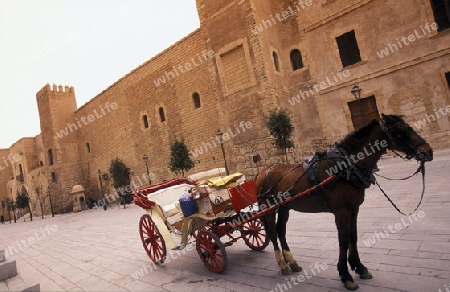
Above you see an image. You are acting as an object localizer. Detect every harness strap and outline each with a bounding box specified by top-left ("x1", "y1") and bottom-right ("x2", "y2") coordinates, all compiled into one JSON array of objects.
[
  {"x1": 336, "y1": 145, "x2": 375, "y2": 188},
  {"x1": 259, "y1": 163, "x2": 303, "y2": 198},
  {"x1": 375, "y1": 161, "x2": 426, "y2": 216}
]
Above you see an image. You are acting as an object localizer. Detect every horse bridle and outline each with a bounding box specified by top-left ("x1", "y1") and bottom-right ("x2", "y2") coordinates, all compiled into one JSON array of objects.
[
  {"x1": 377, "y1": 117, "x2": 428, "y2": 216},
  {"x1": 379, "y1": 118, "x2": 428, "y2": 161}
]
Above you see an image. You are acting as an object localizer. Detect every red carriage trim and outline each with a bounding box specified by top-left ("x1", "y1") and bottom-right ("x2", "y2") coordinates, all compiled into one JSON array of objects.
[{"x1": 133, "y1": 194, "x2": 156, "y2": 209}]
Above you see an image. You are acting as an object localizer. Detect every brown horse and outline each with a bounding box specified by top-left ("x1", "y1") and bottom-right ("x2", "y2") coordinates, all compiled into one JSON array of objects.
[{"x1": 255, "y1": 114, "x2": 433, "y2": 290}]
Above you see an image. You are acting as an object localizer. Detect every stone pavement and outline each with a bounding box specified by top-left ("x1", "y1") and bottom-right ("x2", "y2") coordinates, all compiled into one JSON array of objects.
[{"x1": 0, "y1": 150, "x2": 449, "y2": 292}]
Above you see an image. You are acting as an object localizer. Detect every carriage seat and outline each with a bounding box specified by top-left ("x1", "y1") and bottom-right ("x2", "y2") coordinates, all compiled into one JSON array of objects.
[{"x1": 146, "y1": 183, "x2": 193, "y2": 223}]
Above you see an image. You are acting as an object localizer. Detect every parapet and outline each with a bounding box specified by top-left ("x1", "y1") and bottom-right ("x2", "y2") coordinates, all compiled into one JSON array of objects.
[{"x1": 36, "y1": 83, "x2": 75, "y2": 99}]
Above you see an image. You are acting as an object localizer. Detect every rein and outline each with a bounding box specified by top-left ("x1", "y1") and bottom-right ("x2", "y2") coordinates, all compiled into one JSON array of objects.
[
  {"x1": 374, "y1": 160, "x2": 426, "y2": 216},
  {"x1": 376, "y1": 117, "x2": 429, "y2": 215}
]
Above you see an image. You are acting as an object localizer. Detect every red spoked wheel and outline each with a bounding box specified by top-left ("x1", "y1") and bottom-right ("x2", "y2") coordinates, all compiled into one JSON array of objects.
[
  {"x1": 240, "y1": 217, "x2": 270, "y2": 251},
  {"x1": 196, "y1": 230, "x2": 228, "y2": 273},
  {"x1": 139, "y1": 214, "x2": 166, "y2": 265},
  {"x1": 192, "y1": 226, "x2": 208, "y2": 239}
]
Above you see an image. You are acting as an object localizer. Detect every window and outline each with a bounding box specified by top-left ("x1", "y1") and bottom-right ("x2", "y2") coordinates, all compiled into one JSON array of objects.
[
  {"x1": 51, "y1": 172, "x2": 57, "y2": 183},
  {"x1": 18, "y1": 164, "x2": 24, "y2": 182},
  {"x1": 290, "y1": 49, "x2": 304, "y2": 70},
  {"x1": 192, "y1": 92, "x2": 201, "y2": 109},
  {"x1": 39, "y1": 161, "x2": 44, "y2": 167},
  {"x1": 86, "y1": 143, "x2": 91, "y2": 153},
  {"x1": 430, "y1": 0, "x2": 450, "y2": 32},
  {"x1": 445, "y1": 71, "x2": 450, "y2": 89},
  {"x1": 273, "y1": 51, "x2": 280, "y2": 72},
  {"x1": 159, "y1": 107, "x2": 166, "y2": 122},
  {"x1": 336, "y1": 30, "x2": 362, "y2": 67},
  {"x1": 142, "y1": 115, "x2": 149, "y2": 128},
  {"x1": 48, "y1": 149, "x2": 54, "y2": 166}
]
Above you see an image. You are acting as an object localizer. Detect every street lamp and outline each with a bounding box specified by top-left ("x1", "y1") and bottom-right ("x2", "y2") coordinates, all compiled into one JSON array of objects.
[
  {"x1": 216, "y1": 129, "x2": 230, "y2": 175},
  {"x1": 142, "y1": 155, "x2": 151, "y2": 185},
  {"x1": 47, "y1": 185, "x2": 55, "y2": 217},
  {"x1": 351, "y1": 85, "x2": 365, "y2": 127},
  {"x1": 1, "y1": 200, "x2": 4, "y2": 224},
  {"x1": 26, "y1": 192, "x2": 32, "y2": 221},
  {"x1": 97, "y1": 170, "x2": 107, "y2": 210}
]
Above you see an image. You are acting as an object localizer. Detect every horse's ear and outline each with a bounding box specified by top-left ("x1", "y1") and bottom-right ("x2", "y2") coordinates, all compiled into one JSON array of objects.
[
  {"x1": 381, "y1": 113, "x2": 395, "y2": 125},
  {"x1": 380, "y1": 113, "x2": 388, "y2": 125}
]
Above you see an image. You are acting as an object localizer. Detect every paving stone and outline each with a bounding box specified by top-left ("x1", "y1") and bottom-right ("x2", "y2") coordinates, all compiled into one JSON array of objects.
[
  {"x1": 376, "y1": 263, "x2": 421, "y2": 275},
  {"x1": 409, "y1": 257, "x2": 450, "y2": 271},
  {"x1": 122, "y1": 280, "x2": 167, "y2": 292},
  {"x1": 371, "y1": 239, "x2": 422, "y2": 251},
  {"x1": 388, "y1": 249, "x2": 443, "y2": 260},
  {"x1": 419, "y1": 241, "x2": 450, "y2": 254},
  {"x1": 361, "y1": 253, "x2": 412, "y2": 267}
]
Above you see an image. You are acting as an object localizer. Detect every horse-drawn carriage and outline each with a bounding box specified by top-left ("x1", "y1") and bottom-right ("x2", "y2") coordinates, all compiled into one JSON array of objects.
[
  {"x1": 132, "y1": 169, "x2": 270, "y2": 273},
  {"x1": 132, "y1": 115, "x2": 434, "y2": 290},
  {"x1": 132, "y1": 167, "x2": 337, "y2": 273}
]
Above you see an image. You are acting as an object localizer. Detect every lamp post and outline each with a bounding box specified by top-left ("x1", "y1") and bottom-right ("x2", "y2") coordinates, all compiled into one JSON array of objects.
[
  {"x1": 27, "y1": 193, "x2": 32, "y2": 221},
  {"x1": 97, "y1": 170, "x2": 107, "y2": 210},
  {"x1": 47, "y1": 185, "x2": 55, "y2": 217},
  {"x1": 1, "y1": 200, "x2": 4, "y2": 224},
  {"x1": 351, "y1": 85, "x2": 365, "y2": 127},
  {"x1": 142, "y1": 155, "x2": 151, "y2": 185},
  {"x1": 216, "y1": 129, "x2": 230, "y2": 175}
]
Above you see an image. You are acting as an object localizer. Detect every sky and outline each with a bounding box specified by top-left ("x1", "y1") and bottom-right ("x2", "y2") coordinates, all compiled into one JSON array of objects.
[{"x1": 0, "y1": 0, "x2": 200, "y2": 149}]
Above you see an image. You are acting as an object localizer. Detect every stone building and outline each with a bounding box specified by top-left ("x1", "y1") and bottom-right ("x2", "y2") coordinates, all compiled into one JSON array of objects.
[{"x1": 1, "y1": 0, "x2": 449, "y2": 217}]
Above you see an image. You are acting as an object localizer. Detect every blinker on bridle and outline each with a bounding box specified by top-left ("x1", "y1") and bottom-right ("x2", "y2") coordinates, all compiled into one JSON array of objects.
[{"x1": 379, "y1": 118, "x2": 427, "y2": 161}]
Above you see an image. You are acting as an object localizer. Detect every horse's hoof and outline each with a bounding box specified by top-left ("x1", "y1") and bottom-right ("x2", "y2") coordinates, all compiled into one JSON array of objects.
[
  {"x1": 281, "y1": 268, "x2": 292, "y2": 276},
  {"x1": 359, "y1": 270, "x2": 372, "y2": 279},
  {"x1": 344, "y1": 280, "x2": 359, "y2": 290},
  {"x1": 355, "y1": 266, "x2": 373, "y2": 279},
  {"x1": 289, "y1": 263, "x2": 302, "y2": 273}
]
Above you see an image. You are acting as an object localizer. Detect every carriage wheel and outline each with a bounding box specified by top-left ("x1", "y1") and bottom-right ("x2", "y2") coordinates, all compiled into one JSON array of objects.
[
  {"x1": 196, "y1": 230, "x2": 228, "y2": 273},
  {"x1": 192, "y1": 226, "x2": 207, "y2": 239},
  {"x1": 139, "y1": 214, "x2": 167, "y2": 265},
  {"x1": 241, "y1": 217, "x2": 270, "y2": 251}
]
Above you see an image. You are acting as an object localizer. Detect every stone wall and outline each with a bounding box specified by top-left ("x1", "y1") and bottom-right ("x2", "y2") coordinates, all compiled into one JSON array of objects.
[{"x1": 1, "y1": 0, "x2": 449, "y2": 217}]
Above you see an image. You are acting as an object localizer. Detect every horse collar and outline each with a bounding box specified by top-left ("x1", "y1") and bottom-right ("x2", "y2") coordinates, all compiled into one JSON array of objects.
[{"x1": 332, "y1": 145, "x2": 375, "y2": 189}]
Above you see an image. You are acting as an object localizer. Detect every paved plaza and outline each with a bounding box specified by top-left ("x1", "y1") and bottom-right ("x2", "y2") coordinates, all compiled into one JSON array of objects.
[{"x1": 1, "y1": 150, "x2": 450, "y2": 292}]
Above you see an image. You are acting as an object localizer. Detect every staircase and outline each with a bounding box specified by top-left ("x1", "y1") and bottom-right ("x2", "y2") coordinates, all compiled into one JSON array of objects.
[{"x1": 0, "y1": 250, "x2": 40, "y2": 292}]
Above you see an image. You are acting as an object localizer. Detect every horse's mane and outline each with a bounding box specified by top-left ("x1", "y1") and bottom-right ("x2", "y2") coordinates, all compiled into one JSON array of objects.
[
  {"x1": 340, "y1": 119, "x2": 379, "y2": 147},
  {"x1": 339, "y1": 114, "x2": 405, "y2": 149}
]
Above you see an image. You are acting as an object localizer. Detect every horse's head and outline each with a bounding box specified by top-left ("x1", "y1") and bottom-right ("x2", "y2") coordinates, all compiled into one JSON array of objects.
[{"x1": 380, "y1": 114, "x2": 433, "y2": 162}]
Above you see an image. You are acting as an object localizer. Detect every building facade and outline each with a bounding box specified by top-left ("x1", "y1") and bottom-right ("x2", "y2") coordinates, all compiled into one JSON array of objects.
[{"x1": 1, "y1": 0, "x2": 449, "y2": 217}]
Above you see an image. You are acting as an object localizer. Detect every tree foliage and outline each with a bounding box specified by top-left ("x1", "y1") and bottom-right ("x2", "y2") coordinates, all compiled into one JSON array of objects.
[
  {"x1": 265, "y1": 109, "x2": 295, "y2": 158},
  {"x1": 5, "y1": 198, "x2": 16, "y2": 222},
  {"x1": 6, "y1": 198, "x2": 15, "y2": 211},
  {"x1": 15, "y1": 192, "x2": 30, "y2": 209},
  {"x1": 109, "y1": 157, "x2": 130, "y2": 188},
  {"x1": 16, "y1": 192, "x2": 31, "y2": 221},
  {"x1": 169, "y1": 139, "x2": 195, "y2": 177},
  {"x1": 34, "y1": 185, "x2": 45, "y2": 218}
]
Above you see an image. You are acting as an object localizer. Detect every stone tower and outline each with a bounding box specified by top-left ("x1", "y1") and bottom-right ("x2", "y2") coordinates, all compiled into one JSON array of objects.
[{"x1": 36, "y1": 84, "x2": 82, "y2": 213}]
